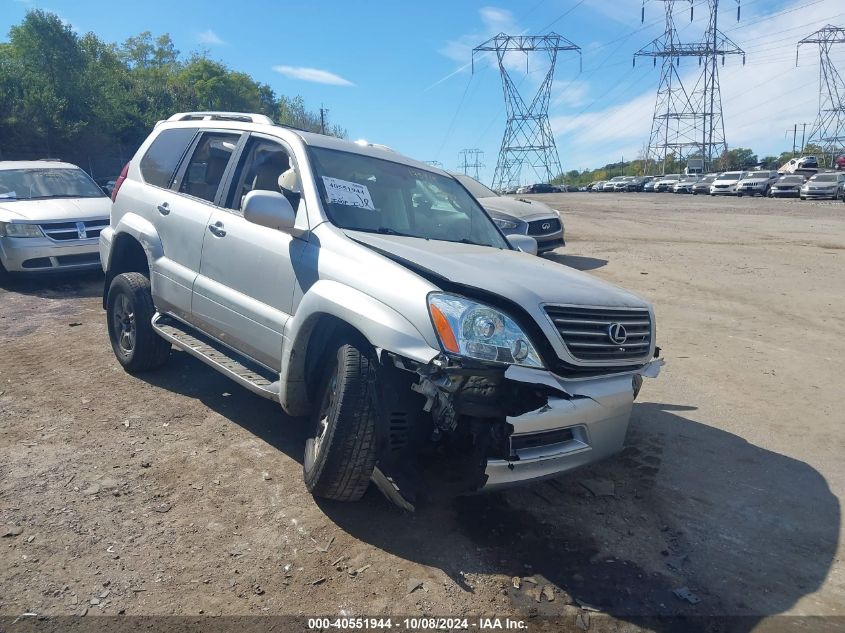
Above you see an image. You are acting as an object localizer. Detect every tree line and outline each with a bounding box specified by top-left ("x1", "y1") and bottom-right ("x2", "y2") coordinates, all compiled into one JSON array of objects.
[{"x1": 0, "y1": 10, "x2": 345, "y2": 178}]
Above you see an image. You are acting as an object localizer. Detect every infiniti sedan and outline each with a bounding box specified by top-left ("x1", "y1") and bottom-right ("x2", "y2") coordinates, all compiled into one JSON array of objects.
[{"x1": 453, "y1": 173, "x2": 565, "y2": 254}]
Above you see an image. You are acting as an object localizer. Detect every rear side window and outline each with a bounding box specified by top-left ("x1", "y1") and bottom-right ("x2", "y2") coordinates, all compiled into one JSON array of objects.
[
  {"x1": 178, "y1": 133, "x2": 240, "y2": 203},
  {"x1": 139, "y1": 128, "x2": 196, "y2": 188}
]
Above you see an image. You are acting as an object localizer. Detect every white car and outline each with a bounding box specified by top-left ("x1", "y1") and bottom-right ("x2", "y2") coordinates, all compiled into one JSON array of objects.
[
  {"x1": 0, "y1": 161, "x2": 111, "y2": 277},
  {"x1": 709, "y1": 171, "x2": 748, "y2": 196},
  {"x1": 654, "y1": 174, "x2": 681, "y2": 192},
  {"x1": 800, "y1": 172, "x2": 845, "y2": 200}
]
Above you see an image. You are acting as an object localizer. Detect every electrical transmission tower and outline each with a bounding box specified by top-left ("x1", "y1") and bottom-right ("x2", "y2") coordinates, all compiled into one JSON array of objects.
[
  {"x1": 458, "y1": 149, "x2": 484, "y2": 180},
  {"x1": 473, "y1": 34, "x2": 581, "y2": 190},
  {"x1": 635, "y1": 1, "x2": 744, "y2": 174},
  {"x1": 797, "y1": 25, "x2": 845, "y2": 167}
]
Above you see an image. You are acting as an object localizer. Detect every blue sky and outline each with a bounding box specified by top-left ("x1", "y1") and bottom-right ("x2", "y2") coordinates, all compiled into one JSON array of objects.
[{"x1": 3, "y1": 0, "x2": 845, "y2": 183}]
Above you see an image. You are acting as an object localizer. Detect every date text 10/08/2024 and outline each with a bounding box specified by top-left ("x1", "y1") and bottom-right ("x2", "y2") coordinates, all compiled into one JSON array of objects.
[{"x1": 307, "y1": 617, "x2": 528, "y2": 630}]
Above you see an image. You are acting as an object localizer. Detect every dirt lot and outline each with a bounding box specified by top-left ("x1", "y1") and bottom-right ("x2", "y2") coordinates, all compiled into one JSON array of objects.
[{"x1": 1, "y1": 193, "x2": 844, "y2": 629}]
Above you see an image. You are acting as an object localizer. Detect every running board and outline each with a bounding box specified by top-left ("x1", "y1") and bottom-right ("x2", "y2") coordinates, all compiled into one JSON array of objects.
[{"x1": 151, "y1": 313, "x2": 280, "y2": 402}]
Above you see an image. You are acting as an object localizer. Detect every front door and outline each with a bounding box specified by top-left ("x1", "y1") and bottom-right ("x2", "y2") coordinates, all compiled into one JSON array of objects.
[{"x1": 192, "y1": 134, "x2": 308, "y2": 371}]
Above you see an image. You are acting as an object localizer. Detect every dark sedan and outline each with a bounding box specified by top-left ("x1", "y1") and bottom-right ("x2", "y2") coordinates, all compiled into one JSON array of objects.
[{"x1": 769, "y1": 175, "x2": 805, "y2": 198}]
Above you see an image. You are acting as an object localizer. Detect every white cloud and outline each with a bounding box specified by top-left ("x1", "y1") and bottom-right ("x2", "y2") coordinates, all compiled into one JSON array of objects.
[
  {"x1": 197, "y1": 29, "x2": 225, "y2": 46},
  {"x1": 272, "y1": 65, "x2": 355, "y2": 87},
  {"x1": 551, "y1": 0, "x2": 845, "y2": 169}
]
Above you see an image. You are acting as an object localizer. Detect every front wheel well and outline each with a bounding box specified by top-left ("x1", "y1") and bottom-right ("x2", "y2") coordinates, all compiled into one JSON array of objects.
[
  {"x1": 103, "y1": 234, "x2": 150, "y2": 308},
  {"x1": 302, "y1": 315, "x2": 370, "y2": 403}
]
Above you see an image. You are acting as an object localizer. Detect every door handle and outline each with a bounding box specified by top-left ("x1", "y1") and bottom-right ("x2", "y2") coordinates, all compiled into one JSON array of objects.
[
  {"x1": 208, "y1": 221, "x2": 226, "y2": 237},
  {"x1": 157, "y1": 202, "x2": 170, "y2": 216}
]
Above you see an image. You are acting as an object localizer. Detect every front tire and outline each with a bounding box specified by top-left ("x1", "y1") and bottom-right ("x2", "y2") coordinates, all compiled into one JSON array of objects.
[
  {"x1": 106, "y1": 272, "x2": 170, "y2": 373},
  {"x1": 303, "y1": 336, "x2": 378, "y2": 502}
]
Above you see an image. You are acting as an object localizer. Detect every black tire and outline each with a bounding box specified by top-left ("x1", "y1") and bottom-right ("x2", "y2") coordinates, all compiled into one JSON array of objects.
[
  {"x1": 0, "y1": 259, "x2": 9, "y2": 283},
  {"x1": 106, "y1": 272, "x2": 170, "y2": 373},
  {"x1": 303, "y1": 336, "x2": 378, "y2": 502}
]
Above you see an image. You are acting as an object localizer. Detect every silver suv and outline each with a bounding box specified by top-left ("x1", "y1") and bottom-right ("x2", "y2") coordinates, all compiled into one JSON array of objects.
[{"x1": 100, "y1": 112, "x2": 662, "y2": 509}]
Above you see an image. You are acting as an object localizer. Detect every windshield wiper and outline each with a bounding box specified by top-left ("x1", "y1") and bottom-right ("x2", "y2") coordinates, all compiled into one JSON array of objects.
[{"x1": 350, "y1": 227, "x2": 420, "y2": 238}]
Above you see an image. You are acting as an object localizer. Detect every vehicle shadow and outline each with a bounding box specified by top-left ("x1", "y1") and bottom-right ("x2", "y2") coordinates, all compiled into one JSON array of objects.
[
  {"x1": 543, "y1": 253, "x2": 608, "y2": 271},
  {"x1": 316, "y1": 402, "x2": 839, "y2": 629},
  {"x1": 0, "y1": 269, "x2": 103, "y2": 299},
  {"x1": 130, "y1": 354, "x2": 840, "y2": 629}
]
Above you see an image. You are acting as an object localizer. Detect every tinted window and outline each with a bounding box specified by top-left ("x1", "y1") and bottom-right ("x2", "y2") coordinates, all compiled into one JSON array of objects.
[
  {"x1": 178, "y1": 133, "x2": 239, "y2": 203},
  {"x1": 139, "y1": 128, "x2": 196, "y2": 188}
]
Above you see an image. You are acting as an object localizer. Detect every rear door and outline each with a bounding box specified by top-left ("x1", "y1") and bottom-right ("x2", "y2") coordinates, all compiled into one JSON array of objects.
[
  {"x1": 191, "y1": 133, "x2": 309, "y2": 371},
  {"x1": 141, "y1": 128, "x2": 241, "y2": 321}
]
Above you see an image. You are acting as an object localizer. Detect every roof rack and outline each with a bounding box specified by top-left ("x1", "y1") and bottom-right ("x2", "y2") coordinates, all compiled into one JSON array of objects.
[{"x1": 166, "y1": 112, "x2": 275, "y2": 125}]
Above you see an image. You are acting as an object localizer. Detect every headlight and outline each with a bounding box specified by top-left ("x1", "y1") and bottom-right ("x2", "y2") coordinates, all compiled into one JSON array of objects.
[
  {"x1": 0, "y1": 222, "x2": 43, "y2": 238},
  {"x1": 427, "y1": 293, "x2": 543, "y2": 367},
  {"x1": 491, "y1": 217, "x2": 519, "y2": 230}
]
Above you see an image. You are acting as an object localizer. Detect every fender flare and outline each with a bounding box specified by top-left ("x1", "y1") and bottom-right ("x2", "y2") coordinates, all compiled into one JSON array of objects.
[{"x1": 279, "y1": 280, "x2": 439, "y2": 416}]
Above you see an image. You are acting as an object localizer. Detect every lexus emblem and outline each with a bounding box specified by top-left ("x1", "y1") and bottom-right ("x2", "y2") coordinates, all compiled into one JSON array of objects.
[
  {"x1": 541, "y1": 222, "x2": 552, "y2": 230},
  {"x1": 607, "y1": 322, "x2": 627, "y2": 345},
  {"x1": 75, "y1": 221, "x2": 87, "y2": 240}
]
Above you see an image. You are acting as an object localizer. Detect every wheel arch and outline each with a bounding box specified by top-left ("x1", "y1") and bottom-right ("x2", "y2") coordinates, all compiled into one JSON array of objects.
[
  {"x1": 279, "y1": 281, "x2": 439, "y2": 417},
  {"x1": 101, "y1": 214, "x2": 163, "y2": 308}
]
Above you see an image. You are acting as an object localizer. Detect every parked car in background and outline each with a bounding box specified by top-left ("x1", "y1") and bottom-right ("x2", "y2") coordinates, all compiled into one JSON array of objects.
[
  {"x1": 94, "y1": 176, "x2": 118, "y2": 198},
  {"x1": 100, "y1": 110, "x2": 662, "y2": 508},
  {"x1": 642, "y1": 179, "x2": 658, "y2": 192},
  {"x1": 628, "y1": 176, "x2": 654, "y2": 192},
  {"x1": 0, "y1": 160, "x2": 111, "y2": 278},
  {"x1": 691, "y1": 174, "x2": 717, "y2": 195},
  {"x1": 710, "y1": 171, "x2": 747, "y2": 196},
  {"x1": 601, "y1": 176, "x2": 626, "y2": 191},
  {"x1": 768, "y1": 174, "x2": 805, "y2": 198},
  {"x1": 654, "y1": 174, "x2": 681, "y2": 192},
  {"x1": 736, "y1": 170, "x2": 779, "y2": 197},
  {"x1": 800, "y1": 172, "x2": 845, "y2": 200},
  {"x1": 835, "y1": 154, "x2": 845, "y2": 170},
  {"x1": 452, "y1": 173, "x2": 565, "y2": 254},
  {"x1": 517, "y1": 183, "x2": 556, "y2": 194},
  {"x1": 780, "y1": 155, "x2": 818, "y2": 173},
  {"x1": 672, "y1": 175, "x2": 700, "y2": 194}
]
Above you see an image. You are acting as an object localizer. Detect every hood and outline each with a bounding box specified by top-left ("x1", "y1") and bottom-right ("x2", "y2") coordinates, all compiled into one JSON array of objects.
[
  {"x1": 346, "y1": 231, "x2": 648, "y2": 309},
  {"x1": 0, "y1": 197, "x2": 111, "y2": 222},
  {"x1": 478, "y1": 196, "x2": 558, "y2": 221}
]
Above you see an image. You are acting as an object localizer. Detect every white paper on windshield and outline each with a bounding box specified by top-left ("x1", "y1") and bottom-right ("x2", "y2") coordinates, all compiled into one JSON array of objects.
[
  {"x1": 322, "y1": 177, "x2": 375, "y2": 211},
  {"x1": 0, "y1": 191, "x2": 16, "y2": 199}
]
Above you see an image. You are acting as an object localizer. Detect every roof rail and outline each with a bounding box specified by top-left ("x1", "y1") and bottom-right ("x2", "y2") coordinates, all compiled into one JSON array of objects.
[{"x1": 166, "y1": 112, "x2": 275, "y2": 125}]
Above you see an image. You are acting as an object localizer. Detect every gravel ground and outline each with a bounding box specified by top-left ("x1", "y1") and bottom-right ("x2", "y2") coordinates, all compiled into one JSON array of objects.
[{"x1": 1, "y1": 192, "x2": 843, "y2": 630}]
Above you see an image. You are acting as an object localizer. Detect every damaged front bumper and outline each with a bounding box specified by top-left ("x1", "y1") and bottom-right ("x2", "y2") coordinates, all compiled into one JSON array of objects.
[{"x1": 482, "y1": 360, "x2": 663, "y2": 490}]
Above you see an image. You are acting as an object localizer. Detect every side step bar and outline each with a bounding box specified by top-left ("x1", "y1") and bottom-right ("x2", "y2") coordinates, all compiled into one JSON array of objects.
[{"x1": 151, "y1": 313, "x2": 281, "y2": 402}]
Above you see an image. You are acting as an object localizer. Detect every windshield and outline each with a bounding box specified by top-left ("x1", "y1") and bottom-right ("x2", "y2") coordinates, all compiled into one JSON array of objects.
[
  {"x1": 453, "y1": 173, "x2": 498, "y2": 199},
  {"x1": 310, "y1": 147, "x2": 509, "y2": 249},
  {"x1": 809, "y1": 174, "x2": 836, "y2": 182},
  {"x1": 719, "y1": 172, "x2": 743, "y2": 180},
  {"x1": 778, "y1": 176, "x2": 804, "y2": 184},
  {"x1": 742, "y1": 173, "x2": 769, "y2": 180},
  {"x1": 0, "y1": 168, "x2": 104, "y2": 200}
]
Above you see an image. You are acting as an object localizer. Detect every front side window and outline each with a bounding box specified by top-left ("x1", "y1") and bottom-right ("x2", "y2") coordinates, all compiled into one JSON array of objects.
[
  {"x1": 225, "y1": 137, "x2": 297, "y2": 212},
  {"x1": 0, "y1": 168, "x2": 104, "y2": 200},
  {"x1": 309, "y1": 147, "x2": 509, "y2": 249},
  {"x1": 178, "y1": 133, "x2": 239, "y2": 203}
]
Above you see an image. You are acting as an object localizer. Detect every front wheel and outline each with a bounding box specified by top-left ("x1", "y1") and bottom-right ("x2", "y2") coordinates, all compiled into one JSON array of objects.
[
  {"x1": 106, "y1": 272, "x2": 170, "y2": 373},
  {"x1": 303, "y1": 336, "x2": 379, "y2": 502}
]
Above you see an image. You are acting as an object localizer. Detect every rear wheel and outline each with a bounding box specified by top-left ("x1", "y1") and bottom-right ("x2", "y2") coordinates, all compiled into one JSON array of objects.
[
  {"x1": 303, "y1": 336, "x2": 379, "y2": 502},
  {"x1": 106, "y1": 272, "x2": 170, "y2": 373}
]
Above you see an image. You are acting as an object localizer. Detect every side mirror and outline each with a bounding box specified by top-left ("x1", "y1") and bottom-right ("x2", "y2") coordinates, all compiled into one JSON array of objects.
[
  {"x1": 243, "y1": 190, "x2": 296, "y2": 232},
  {"x1": 508, "y1": 234, "x2": 538, "y2": 255}
]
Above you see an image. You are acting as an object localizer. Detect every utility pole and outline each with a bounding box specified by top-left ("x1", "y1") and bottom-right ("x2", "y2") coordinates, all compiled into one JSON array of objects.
[
  {"x1": 319, "y1": 105, "x2": 328, "y2": 135},
  {"x1": 797, "y1": 26, "x2": 845, "y2": 166},
  {"x1": 458, "y1": 149, "x2": 485, "y2": 180},
  {"x1": 635, "y1": 0, "x2": 744, "y2": 174},
  {"x1": 473, "y1": 33, "x2": 581, "y2": 190}
]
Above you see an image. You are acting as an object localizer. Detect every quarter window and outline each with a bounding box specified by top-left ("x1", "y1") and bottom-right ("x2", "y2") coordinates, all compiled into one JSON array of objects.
[{"x1": 139, "y1": 128, "x2": 196, "y2": 189}]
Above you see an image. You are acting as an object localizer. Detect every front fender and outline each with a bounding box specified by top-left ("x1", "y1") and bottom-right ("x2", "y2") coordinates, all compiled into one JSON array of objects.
[{"x1": 279, "y1": 280, "x2": 440, "y2": 416}]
